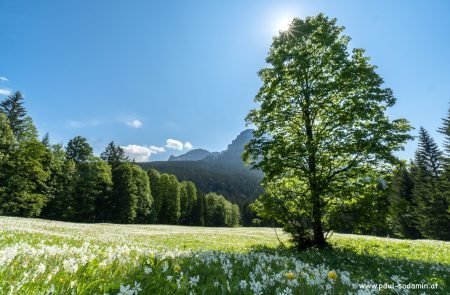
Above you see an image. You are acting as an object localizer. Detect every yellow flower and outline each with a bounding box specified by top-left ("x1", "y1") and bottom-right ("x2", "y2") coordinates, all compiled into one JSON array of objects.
[
  {"x1": 328, "y1": 270, "x2": 338, "y2": 280},
  {"x1": 285, "y1": 272, "x2": 296, "y2": 280},
  {"x1": 174, "y1": 264, "x2": 181, "y2": 272}
]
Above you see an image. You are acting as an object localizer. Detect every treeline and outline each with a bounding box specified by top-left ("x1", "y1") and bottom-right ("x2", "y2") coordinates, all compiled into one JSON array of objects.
[
  {"x1": 325, "y1": 108, "x2": 450, "y2": 241},
  {"x1": 387, "y1": 119, "x2": 450, "y2": 240},
  {"x1": 0, "y1": 91, "x2": 240, "y2": 227},
  {"x1": 142, "y1": 161, "x2": 263, "y2": 226}
]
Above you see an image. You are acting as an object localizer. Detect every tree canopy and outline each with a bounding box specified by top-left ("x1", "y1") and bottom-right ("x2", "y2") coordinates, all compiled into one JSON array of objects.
[{"x1": 244, "y1": 14, "x2": 412, "y2": 248}]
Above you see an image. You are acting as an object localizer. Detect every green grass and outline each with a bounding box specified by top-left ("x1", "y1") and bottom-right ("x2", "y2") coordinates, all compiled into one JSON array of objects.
[{"x1": 0, "y1": 217, "x2": 448, "y2": 294}]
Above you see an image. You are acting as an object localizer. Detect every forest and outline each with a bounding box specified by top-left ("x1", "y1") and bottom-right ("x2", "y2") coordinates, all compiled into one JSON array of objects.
[
  {"x1": 0, "y1": 92, "x2": 240, "y2": 227},
  {"x1": 0, "y1": 89, "x2": 448, "y2": 241}
]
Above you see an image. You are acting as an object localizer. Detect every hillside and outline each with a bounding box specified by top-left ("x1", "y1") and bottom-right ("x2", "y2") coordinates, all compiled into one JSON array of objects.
[
  {"x1": 1, "y1": 217, "x2": 449, "y2": 294},
  {"x1": 168, "y1": 149, "x2": 212, "y2": 161},
  {"x1": 139, "y1": 129, "x2": 264, "y2": 203}
]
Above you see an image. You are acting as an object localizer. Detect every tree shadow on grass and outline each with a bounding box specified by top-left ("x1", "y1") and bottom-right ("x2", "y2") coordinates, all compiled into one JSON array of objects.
[{"x1": 249, "y1": 243, "x2": 450, "y2": 294}]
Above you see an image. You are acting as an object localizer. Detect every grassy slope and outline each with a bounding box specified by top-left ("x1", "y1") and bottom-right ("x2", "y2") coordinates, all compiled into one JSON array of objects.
[{"x1": 1, "y1": 217, "x2": 449, "y2": 294}]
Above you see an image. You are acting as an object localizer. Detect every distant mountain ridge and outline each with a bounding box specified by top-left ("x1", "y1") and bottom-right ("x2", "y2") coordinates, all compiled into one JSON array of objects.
[
  {"x1": 138, "y1": 129, "x2": 263, "y2": 203},
  {"x1": 168, "y1": 149, "x2": 212, "y2": 161}
]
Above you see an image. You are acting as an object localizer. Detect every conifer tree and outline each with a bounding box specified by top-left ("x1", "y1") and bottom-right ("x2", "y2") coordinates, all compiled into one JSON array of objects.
[
  {"x1": 387, "y1": 164, "x2": 420, "y2": 238},
  {"x1": 66, "y1": 136, "x2": 93, "y2": 163},
  {"x1": 101, "y1": 141, "x2": 128, "y2": 169},
  {"x1": 412, "y1": 127, "x2": 449, "y2": 240},
  {"x1": 147, "y1": 169, "x2": 162, "y2": 223}
]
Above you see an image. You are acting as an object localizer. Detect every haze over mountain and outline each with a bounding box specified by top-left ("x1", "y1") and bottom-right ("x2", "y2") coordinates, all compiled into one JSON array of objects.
[
  {"x1": 139, "y1": 129, "x2": 263, "y2": 204},
  {"x1": 168, "y1": 149, "x2": 213, "y2": 161}
]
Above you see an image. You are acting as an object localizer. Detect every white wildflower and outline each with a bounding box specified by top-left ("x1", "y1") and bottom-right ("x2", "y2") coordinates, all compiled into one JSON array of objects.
[
  {"x1": 189, "y1": 275, "x2": 200, "y2": 287},
  {"x1": 37, "y1": 263, "x2": 46, "y2": 274},
  {"x1": 239, "y1": 280, "x2": 247, "y2": 289},
  {"x1": 144, "y1": 266, "x2": 152, "y2": 274}
]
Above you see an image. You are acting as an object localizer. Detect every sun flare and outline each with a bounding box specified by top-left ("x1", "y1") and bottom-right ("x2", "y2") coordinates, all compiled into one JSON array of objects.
[{"x1": 276, "y1": 17, "x2": 292, "y2": 32}]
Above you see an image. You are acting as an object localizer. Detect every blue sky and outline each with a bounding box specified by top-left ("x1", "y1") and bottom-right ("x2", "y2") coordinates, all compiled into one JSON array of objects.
[{"x1": 1, "y1": 0, "x2": 449, "y2": 161}]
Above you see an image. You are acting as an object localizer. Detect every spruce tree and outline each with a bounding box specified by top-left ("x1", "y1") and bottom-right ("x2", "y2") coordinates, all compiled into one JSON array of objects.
[
  {"x1": 0, "y1": 91, "x2": 37, "y2": 141},
  {"x1": 412, "y1": 127, "x2": 449, "y2": 240},
  {"x1": 101, "y1": 141, "x2": 128, "y2": 169},
  {"x1": 438, "y1": 107, "x2": 450, "y2": 188},
  {"x1": 387, "y1": 164, "x2": 420, "y2": 238}
]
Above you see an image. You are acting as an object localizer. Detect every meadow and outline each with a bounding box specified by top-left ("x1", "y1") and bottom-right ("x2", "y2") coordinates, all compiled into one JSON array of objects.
[{"x1": 0, "y1": 217, "x2": 449, "y2": 294}]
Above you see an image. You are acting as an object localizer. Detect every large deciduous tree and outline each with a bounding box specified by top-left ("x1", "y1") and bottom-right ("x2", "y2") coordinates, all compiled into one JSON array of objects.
[
  {"x1": 66, "y1": 136, "x2": 93, "y2": 163},
  {"x1": 112, "y1": 163, "x2": 152, "y2": 223},
  {"x1": 158, "y1": 174, "x2": 181, "y2": 224},
  {"x1": 244, "y1": 14, "x2": 412, "y2": 248}
]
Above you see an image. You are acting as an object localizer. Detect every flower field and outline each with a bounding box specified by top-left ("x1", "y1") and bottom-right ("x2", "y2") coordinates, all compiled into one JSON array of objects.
[{"x1": 0, "y1": 217, "x2": 449, "y2": 294}]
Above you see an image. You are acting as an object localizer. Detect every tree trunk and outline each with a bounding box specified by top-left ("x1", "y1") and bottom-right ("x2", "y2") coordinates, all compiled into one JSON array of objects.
[{"x1": 312, "y1": 190, "x2": 326, "y2": 247}]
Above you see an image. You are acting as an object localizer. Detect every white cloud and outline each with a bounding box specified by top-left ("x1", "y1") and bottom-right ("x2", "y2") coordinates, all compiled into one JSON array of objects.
[
  {"x1": 165, "y1": 139, "x2": 194, "y2": 151},
  {"x1": 66, "y1": 120, "x2": 101, "y2": 129},
  {"x1": 0, "y1": 88, "x2": 11, "y2": 96},
  {"x1": 0, "y1": 77, "x2": 8, "y2": 82},
  {"x1": 149, "y1": 145, "x2": 166, "y2": 153},
  {"x1": 121, "y1": 144, "x2": 165, "y2": 162},
  {"x1": 126, "y1": 119, "x2": 142, "y2": 128},
  {"x1": 166, "y1": 138, "x2": 184, "y2": 150}
]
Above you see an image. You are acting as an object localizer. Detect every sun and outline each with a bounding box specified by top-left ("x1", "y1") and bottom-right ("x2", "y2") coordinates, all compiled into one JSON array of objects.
[{"x1": 276, "y1": 17, "x2": 292, "y2": 32}]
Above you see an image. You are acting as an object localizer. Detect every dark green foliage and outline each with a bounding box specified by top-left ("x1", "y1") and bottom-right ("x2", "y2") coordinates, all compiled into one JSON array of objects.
[
  {"x1": 141, "y1": 160, "x2": 263, "y2": 205},
  {"x1": 41, "y1": 133, "x2": 50, "y2": 148},
  {"x1": 0, "y1": 138, "x2": 50, "y2": 217},
  {"x1": 231, "y1": 204, "x2": 241, "y2": 227},
  {"x1": 184, "y1": 181, "x2": 197, "y2": 225},
  {"x1": 0, "y1": 113, "x2": 15, "y2": 164},
  {"x1": 387, "y1": 165, "x2": 421, "y2": 238},
  {"x1": 73, "y1": 158, "x2": 112, "y2": 222},
  {"x1": 327, "y1": 177, "x2": 390, "y2": 236},
  {"x1": 192, "y1": 192, "x2": 205, "y2": 226},
  {"x1": 133, "y1": 165, "x2": 152, "y2": 223},
  {"x1": 204, "y1": 192, "x2": 240, "y2": 227},
  {"x1": 179, "y1": 182, "x2": 188, "y2": 224},
  {"x1": 415, "y1": 128, "x2": 442, "y2": 179},
  {"x1": 147, "y1": 169, "x2": 162, "y2": 223},
  {"x1": 179, "y1": 181, "x2": 197, "y2": 224},
  {"x1": 158, "y1": 174, "x2": 181, "y2": 224},
  {"x1": 412, "y1": 128, "x2": 449, "y2": 240},
  {"x1": 438, "y1": 107, "x2": 450, "y2": 193},
  {"x1": 244, "y1": 14, "x2": 412, "y2": 248},
  {"x1": 0, "y1": 106, "x2": 50, "y2": 218},
  {"x1": 0, "y1": 91, "x2": 37, "y2": 141},
  {"x1": 112, "y1": 163, "x2": 152, "y2": 223},
  {"x1": 0, "y1": 91, "x2": 238, "y2": 227},
  {"x1": 101, "y1": 141, "x2": 128, "y2": 169},
  {"x1": 40, "y1": 145, "x2": 77, "y2": 221},
  {"x1": 66, "y1": 136, "x2": 93, "y2": 163}
]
